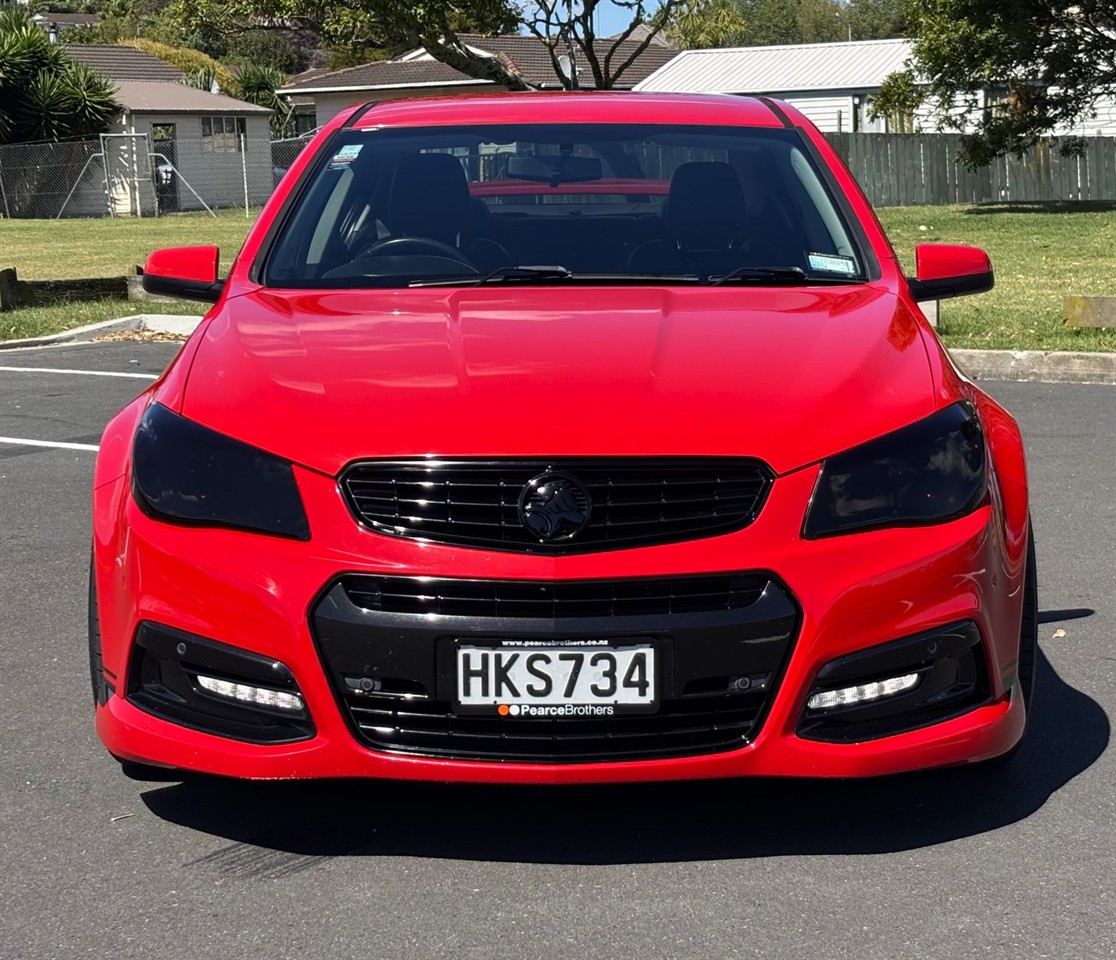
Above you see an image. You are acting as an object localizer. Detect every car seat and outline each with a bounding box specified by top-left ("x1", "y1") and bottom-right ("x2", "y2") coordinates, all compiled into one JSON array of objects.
[
  {"x1": 384, "y1": 153, "x2": 509, "y2": 271},
  {"x1": 626, "y1": 161, "x2": 785, "y2": 276}
]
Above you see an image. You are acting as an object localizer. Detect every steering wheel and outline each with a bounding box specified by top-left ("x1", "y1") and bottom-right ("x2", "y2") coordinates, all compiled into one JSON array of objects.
[{"x1": 354, "y1": 236, "x2": 475, "y2": 268}]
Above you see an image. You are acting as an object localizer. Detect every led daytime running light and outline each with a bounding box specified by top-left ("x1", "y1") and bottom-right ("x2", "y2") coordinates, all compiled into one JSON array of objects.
[
  {"x1": 197, "y1": 675, "x2": 304, "y2": 712},
  {"x1": 807, "y1": 672, "x2": 920, "y2": 711}
]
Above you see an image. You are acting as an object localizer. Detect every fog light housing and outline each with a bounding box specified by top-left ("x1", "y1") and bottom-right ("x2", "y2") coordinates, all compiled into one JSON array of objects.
[
  {"x1": 797, "y1": 621, "x2": 991, "y2": 743},
  {"x1": 806, "y1": 672, "x2": 920, "y2": 711},
  {"x1": 126, "y1": 622, "x2": 314, "y2": 744}
]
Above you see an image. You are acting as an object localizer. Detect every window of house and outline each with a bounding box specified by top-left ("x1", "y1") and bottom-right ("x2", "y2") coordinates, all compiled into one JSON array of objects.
[{"x1": 201, "y1": 116, "x2": 247, "y2": 153}]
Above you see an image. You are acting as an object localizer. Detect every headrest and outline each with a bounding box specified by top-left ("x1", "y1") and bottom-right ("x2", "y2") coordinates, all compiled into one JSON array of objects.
[
  {"x1": 390, "y1": 153, "x2": 471, "y2": 244},
  {"x1": 664, "y1": 162, "x2": 747, "y2": 249}
]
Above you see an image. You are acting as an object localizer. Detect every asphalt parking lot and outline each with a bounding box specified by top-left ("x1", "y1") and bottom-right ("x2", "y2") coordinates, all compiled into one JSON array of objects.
[{"x1": 1, "y1": 341, "x2": 1113, "y2": 960}]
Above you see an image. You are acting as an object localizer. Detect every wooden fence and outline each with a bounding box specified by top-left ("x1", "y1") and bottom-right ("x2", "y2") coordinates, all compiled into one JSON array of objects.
[
  {"x1": 0, "y1": 267, "x2": 167, "y2": 312},
  {"x1": 825, "y1": 133, "x2": 1116, "y2": 207}
]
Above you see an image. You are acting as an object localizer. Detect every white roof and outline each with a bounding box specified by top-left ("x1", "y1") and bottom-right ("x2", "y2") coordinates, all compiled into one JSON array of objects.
[{"x1": 634, "y1": 38, "x2": 912, "y2": 95}]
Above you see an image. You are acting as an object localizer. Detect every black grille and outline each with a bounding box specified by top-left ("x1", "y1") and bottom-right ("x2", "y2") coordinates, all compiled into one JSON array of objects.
[
  {"x1": 343, "y1": 573, "x2": 768, "y2": 619},
  {"x1": 344, "y1": 697, "x2": 763, "y2": 762},
  {"x1": 340, "y1": 459, "x2": 772, "y2": 553},
  {"x1": 312, "y1": 573, "x2": 799, "y2": 763}
]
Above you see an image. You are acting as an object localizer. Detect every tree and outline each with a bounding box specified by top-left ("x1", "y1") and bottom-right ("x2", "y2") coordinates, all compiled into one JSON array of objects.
[
  {"x1": 29, "y1": 2, "x2": 100, "y2": 13},
  {"x1": 120, "y1": 37, "x2": 240, "y2": 93},
  {"x1": 66, "y1": 0, "x2": 189, "y2": 48},
  {"x1": 667, "y1": 0, "x2": 906, "y2": 50},
  {"x1": 236, "y1": 63, "x2": 294, "y2": 136},
  {"x1": 0, "y1": 6, "x2": 119, "y2": 143},
  {"x1": 842, "y1": 0, "x2": 907, "y2": 41},
  {"x1": 667, "y1": 0, "x2": 749, "y2": 49},
  {"x1": 671, "y1": 0, "x2": 844, "y2": 48},
  {"x1": 224, "y1": 29, "x2": 313, "y2": 74},
  {"x1": 522, "y1": 1, "x2": 687, "y2": 90},
  {"x1": 873, "y1": 0, "x2": 1116, "y2": 165},
  {"x1": 744, "y1": 0, "x2": 845, "y2": 45},
  {"x1": 69, "y1": 1, "x2": 324, "y2": 74},
  {"x1": 168, "y1": 0, "x2": 683, "y2": 91}
]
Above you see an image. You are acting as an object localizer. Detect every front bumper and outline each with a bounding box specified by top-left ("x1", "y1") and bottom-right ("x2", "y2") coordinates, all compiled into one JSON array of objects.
[{"x1": 92, "y1": 460, "x2": 1028, "y2": 782}]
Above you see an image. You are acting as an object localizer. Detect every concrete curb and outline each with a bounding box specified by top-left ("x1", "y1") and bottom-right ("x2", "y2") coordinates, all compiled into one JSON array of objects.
[
  {"x1": 0, "y1": 315, "x2": 143, "y2": 350},
  {"x1": 950, "y1": 349, "x2": 1116, "y2": 385},
  {"x1": 0, "y1": 313, "x2": 203, "y2": 350},
  {"x1": 139, "y1": 314, "x2": 205, "y2": 337},
  {"x1": 3, "y1": 316, "x2": 1116, "y2": 384}
]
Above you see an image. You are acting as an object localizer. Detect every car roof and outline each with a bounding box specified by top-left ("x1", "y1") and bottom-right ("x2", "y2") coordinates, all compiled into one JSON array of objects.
[{"x1": 347, "y1": 92, "x2": 788, "y2": 130}]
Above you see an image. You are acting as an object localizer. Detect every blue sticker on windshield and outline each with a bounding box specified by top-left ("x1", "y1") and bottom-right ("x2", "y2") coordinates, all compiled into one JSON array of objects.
[
  {"x1": 327, "y1": 144, "x2": 363, "y2": 169},
  {"x1": 808, "y1": 253, "x2": 857, "y2": 275}
]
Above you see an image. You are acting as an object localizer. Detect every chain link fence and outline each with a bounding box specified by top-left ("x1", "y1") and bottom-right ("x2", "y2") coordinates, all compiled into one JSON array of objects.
[
  {"x1": 0, "y1": 138, "x2": 106, "y2": 219},
  {"x1": 0, "y1": 131, "x2": 317, "y2": 219},
  {"x1": 271, "y1": 133, "x2": 317, "y2": 182},
  {"x1": 10, "y1": 128, "x2": 1116, "y2": 218}
]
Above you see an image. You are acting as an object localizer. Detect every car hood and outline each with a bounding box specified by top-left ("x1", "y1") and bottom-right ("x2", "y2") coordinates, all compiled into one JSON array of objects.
[{"x1": 181, "y1": 285, "x2": 933, "y2": 477}]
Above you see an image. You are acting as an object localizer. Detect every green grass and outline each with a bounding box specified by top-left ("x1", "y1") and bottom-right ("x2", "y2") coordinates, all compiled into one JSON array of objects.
[
  {"x1": 878, "y1": 203, "x2": 1116, "y2": 352},
  {"x1": 0, "y1": 210, "x2": 251, "y2": 341},
  {"x1": 1, "y1": 298, "x2": 204, "y2": 342},
  {"x1": 2, "y1": 204, "x2": 1116, "y2": 350},
  {"x1": 0, "y1": 209, "x2": 256, "y2": 281}
]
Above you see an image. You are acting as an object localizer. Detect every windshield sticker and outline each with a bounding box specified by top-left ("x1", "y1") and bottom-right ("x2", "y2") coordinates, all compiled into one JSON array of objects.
[
  {"x1": 808, "y1": 253, "x2": 857, "y2": 275},
  {"x1": 328, "y1": 144, "x2": 363, "y2": 168}
]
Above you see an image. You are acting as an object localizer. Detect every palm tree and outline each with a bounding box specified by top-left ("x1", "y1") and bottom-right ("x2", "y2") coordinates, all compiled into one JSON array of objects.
[
  {"x1": 235, "y1": 63, "x2": 293, "y2": 137},
  {"x1": 0, "y1": 7, "x2": 119, "y2": 145}
]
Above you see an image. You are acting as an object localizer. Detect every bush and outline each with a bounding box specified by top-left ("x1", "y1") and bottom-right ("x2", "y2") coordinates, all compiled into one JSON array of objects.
[
  {"x1": 0, "y1": 7, "x2": 119, "y2": 144},
  {"x1": 118, "y1": 39, "x2": 241, "y2": 98}
]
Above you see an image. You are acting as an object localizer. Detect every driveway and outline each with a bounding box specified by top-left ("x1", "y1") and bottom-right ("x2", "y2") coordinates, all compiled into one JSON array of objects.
[{"x1": 1, "y1": 343, "x2": 1112, "y2": 959}]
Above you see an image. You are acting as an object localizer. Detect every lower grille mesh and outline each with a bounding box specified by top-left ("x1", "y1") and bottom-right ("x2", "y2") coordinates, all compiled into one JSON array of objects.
[
  {"x1": 346, "y1": 696, "x2": 762, "y2": 762},
  {"x1": 343, "y1": 573, "x2": 768, "y2": 619},
  {"x1": 313, "y1": 572, "x2": 799, "y2": 764}
]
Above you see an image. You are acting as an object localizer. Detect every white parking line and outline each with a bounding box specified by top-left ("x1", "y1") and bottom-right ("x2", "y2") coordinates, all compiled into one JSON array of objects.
[
  {"x1": 0, "y1": 366, "x2": 158, "y2": 380},
  {"x1": 0, "y1": 436, "x2": 100, "y2": 452}
]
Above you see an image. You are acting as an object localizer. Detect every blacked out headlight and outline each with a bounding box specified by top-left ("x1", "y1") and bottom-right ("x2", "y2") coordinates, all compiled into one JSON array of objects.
[
  {"x1": 132, "y1": 402, "x2": 310, "y2": 540},
  {"x1": 803, "y1": 401, "x2": 985, "y2": 539}
]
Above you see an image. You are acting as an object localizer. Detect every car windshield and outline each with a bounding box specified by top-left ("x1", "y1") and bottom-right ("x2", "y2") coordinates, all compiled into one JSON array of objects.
[{"x1": 264, "y1": 122, "x2": 867, "y2": 288}]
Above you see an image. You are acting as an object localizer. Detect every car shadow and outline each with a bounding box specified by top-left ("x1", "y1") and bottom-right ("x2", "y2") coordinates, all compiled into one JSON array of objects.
[
  {"x1": 1038, "y1": 607, "x2": 1094, "y2": 624},
  {"x1": 140, "y1": 647, "x2": 1107, "y2": 866}
]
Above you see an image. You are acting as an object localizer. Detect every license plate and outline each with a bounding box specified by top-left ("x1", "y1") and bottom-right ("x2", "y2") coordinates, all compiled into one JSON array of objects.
[{"x1": 455, "y1": 643, "x2": 657, "y2": 716}]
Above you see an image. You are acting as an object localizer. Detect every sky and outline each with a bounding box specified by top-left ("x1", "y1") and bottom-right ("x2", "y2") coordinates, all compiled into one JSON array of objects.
[
  {"x1": 594, "y1": 2, "x2": 645, "y2": 37},
  {"x1": 526, "y1": 2, "x2": 660, "y2": 39}
]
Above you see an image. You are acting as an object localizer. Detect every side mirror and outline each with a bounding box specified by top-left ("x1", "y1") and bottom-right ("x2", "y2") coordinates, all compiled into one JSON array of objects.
[
  {"x1": 907, "y1": 243, "x2": 993, "y2": 302},
  {"x1": 142, "y1": 245, "x2": 224, "y2": 303}
]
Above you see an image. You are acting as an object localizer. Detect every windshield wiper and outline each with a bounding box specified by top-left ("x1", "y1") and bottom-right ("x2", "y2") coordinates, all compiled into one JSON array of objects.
[
  {"x1": 410, "y1": 265, "x2": 572, "y2": 288},
  {"x1": 710, "y1": 266, "x2": 859, "y2": 286},
  {"x1": 411, "y1": 264, "x2": 852, "y2": 289},
  {"x1": 709, "y1": 266, "x2": 808, "y2": 286}
]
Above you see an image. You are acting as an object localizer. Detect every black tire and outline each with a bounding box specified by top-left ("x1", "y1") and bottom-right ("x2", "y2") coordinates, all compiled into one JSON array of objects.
[
  {"x1": 92, "y1": 550, "x2": 186, "y2": 781},
  {"x1": 1017, "y1": 525, "x2": 1039, "y2": 714},
  {"x1": 87, "y1": 551, "x2": 108, "y2": 708}
]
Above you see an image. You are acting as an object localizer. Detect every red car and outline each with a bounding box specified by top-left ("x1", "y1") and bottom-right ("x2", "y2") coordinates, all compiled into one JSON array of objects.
[{"x1": 90, "y1": 93, "x2": 1035, "y2": 784}]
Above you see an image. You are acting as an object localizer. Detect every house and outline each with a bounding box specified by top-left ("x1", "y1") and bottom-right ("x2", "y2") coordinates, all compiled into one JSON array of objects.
[
  {"x1": 634, "y1": 38, "x2": 916, "y2": 133},
  {"x1": 65, "y1": 43, "x2": 185, "y2": 82},
  {"x1": 272, "y1": 67, "x2": 330, "y2": 136},
  {"x1": 106, "y1": 83, "x2": 273, "y2": 214},
  {"x1": 57, "y1": 45, "x2": 272, "y2": 216},
  {"x1": 635, "y1": 37, "x2": 1116, "y2": 138},
  {"x1": 31, "y1": 11, "x2": 101, "y2": 37},
  {"x1": 280, "y1": 33, "x2": 678, "y2": 127}
]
